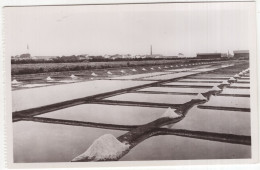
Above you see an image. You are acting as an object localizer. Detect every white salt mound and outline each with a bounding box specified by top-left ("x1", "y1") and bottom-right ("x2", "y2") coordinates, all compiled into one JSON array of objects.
[
  {"x1": 158, "y1": 67, "x2": 161, "y2": 69},
  {"x1": 91, "y1": 72, "x2": 97, "y2": 76},
  {"x1": 160, "y1": 107, "x2": 180, "y2": 119},
  {"x1": 221, "y1": 80, "x2": 230, "y2": 85},
  {"x1": 142, "y1": 68, "x2": 146, "y2": 71},
  {"x1": 234, "y1": 74, "x2": 240, "y2": 78},
  {"x1": 229, "y1": 77, "x2": 236, "y2": 81},
  {"x1": 72, "y1": 134, "x2": 129, "y2": 161},
  {"x1": 151, "y1": 68, "x2": 154, "y2": 70},
  {"x1": 46, "y1": 76, "x2": 54, "y2": 81},
  {"x1": 194, "y1": 93, "x2": 207, "y2": 100},
  {"x1": 107, "y1": 71, "x2": 112, "y2": 75},
  {"x1": 12, "y1": 79, "x2": 21, "y2": 84},
  {"x1": 212, "y1": 85, "x2": 221, "y2": 91},
  {"x1": 132, "y1": 69, "x2": 137, "y2": 72},
  {"x1": 120, "y1": 70, "x2": 125, "y2": 73},
  {"x1": 70, "y1": 74, "x2": 77, "y2": 79}
]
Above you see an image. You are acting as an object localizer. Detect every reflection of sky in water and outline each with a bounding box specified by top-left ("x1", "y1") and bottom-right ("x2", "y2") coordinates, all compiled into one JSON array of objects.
[
  {"x1": 221, "y1": 88, "x2": 250, "y2": 95},
  {"x1": 37, "y1": 104, "x2": 166, "y2": 125},
  {"x1": 165, "y1": 82, "x2": 220, "y2": 86},
  {"x1": 202, "y1": 96, "x2": 250, "y2": 109},
  {"x1": 172, "y1": 107, "x2": 250, "y2": 135},
  {"x1": 106, "y1": 93, "x2": 194, "y2": 104},
  {"x1": 138, "y1": 87, "x2": 211, "y2": 93},
  {"x1": 121, "y1": 135, "x2": 250, "y2": 161},
  {"x1": 230, "y1": 83, "x2": 250, "y2": 87},
  {"x1": 13, "y1": 121, "x2": 124, "y2": 162}
]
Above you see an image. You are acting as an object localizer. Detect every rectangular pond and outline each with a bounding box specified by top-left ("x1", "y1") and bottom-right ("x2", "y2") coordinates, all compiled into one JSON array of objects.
[
  {"x1": 144, "y1": 72, "x2": 199, "y2": 80},
  {"x1": 13, "y1": 121, "x2": 125, "y2": 163},
  {"x1": 172, "y1": 107, "x2": 250, "y2": 136},
  {"x1": 105, "y1": 93, "x2": 195, "y2": 105},
  {"x1": 230, "y1": 83, "x2": 250, "y2": 88},
  {"x1": 121, "y1": 135, "x2": 250, "y2": 161},
  {"x1": 164, "y1": 82, "x2": 220, "y2": 87},
  {"x1": 221, "y1": 88, "x2": 250, "y2": 95},
  {"x1": 12, "y1": 80, "x2": 155, "y2": 112},
  {"x1": 137, "y1": 87, "x2": 211, "y2": 94},
  {"x1": 37, "y1": 104, "x2": 166, "y2": 125},
  {"x1": 200, "y1": 96, "x2": 250, "y2": 109}
]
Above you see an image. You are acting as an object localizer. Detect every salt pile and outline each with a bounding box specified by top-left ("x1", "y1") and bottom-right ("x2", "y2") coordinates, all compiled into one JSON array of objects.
[
  {"x1": 132, "y1": 69, "x2": 137, "y2": 72},
  {"x1": 229, "y1": 77, "x2": 236, "y2": 81},
  {"x1": 46, "y1": 76, "x2": 54, "y2": 81},
  {"x1": 70, "y1": 74, "x2": 78, "y2": 79},
  {"x1": 193, "y1": 93, "x2": 207, "y2": 100},
  {"x1": 120, "y1": 70, "x2": 125, "y2": 73},
  {"x1": 234, "y1": 74, "x2": 240, "y2": 78},
  {"x1": 72, "y1": 134, "x2": 129, "y2": 161},
  {"x1": 160, "y1": 108, "x2": 181, "y2": 128},
  {"x1": 150, "y1": 68, "x2": 154, "y2": 70},
  {"x1": 239, "y1": 72, "x2": 244, "y2": 76},
  {"x1": 91, "y1": 72, "x2": 97, "y2": 76},
  {"x1": 160, "y1": 107, "x2": 180, "y2": 119},
  {"x1": 142, "y1": 68, "x2": 146, "y2": 71},
  {"x1": 107, "y1": 71, "x2": 112, "y2": 75},
  {"x1": 170, "y1": 65, "x2": 173, "y2": 67},
  {"x1": 212, "y1": 85, "x2": 221, "y2": 91},
  {"x1": 12, "y1": 79, "x2": 21, "y2": 84},
  {"x1": 164, "y1": 66, "x2": 168, "y2": 68},
  {"x1": 221, "y1": 80, "x2": 230, "y2": 85}
]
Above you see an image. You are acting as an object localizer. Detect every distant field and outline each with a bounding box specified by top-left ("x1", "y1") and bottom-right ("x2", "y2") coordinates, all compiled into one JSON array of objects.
[{"x1": 11, "y1": 59, "x2": 224, "y2": 75}]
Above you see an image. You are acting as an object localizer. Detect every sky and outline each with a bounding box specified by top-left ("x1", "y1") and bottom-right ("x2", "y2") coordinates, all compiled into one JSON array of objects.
[{"x1": 4, "y1": 2, "x2": 254, "y2": 57}]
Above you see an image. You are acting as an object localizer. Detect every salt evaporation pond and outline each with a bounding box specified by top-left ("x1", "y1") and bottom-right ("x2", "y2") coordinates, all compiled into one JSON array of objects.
[
  {"x1": 138, "y1": 87, "x2": 211, "y2": 94},
  {"x1": 172, "y1": 107, "x2": 250, "y2": 135},
  {"x1": 237, "y1": 79, "x2": 250, "y2": 83},
  {"x1": 221, "y1": 88, "x2": 250, "y2": 95},
  {"x1": 164, "y1": 82, "x2": 220, "y2": 87},
  {"x1": 121, "y1": 135, "x2": 250, "y2": 161},
  {"x1": 12, "y1": 80, "x2": 155, "y2": 112},
  {"x1": 13, "y1": 121, "x2": 125, "y2": 163},
  {"x1": 105, "y1": 93, "x2": 195, "y2": 105},
  {"x1": 178, "y1": 79, "x2": 224, "y2": 82},
  {"x1": 201, "y1": 96, "x2": 250, "y2": 109},
  {"x1": 144, "y1": 72, "x2": 199, "y2": 80},
  {"x1": 37, "y1": 104, "x2": 166, "y2": 125},
  {"x1": 110, "y1": 72, "x2": 169, "y2": 80},
  {"x1": 230, "y1": 83, "x2": 250, "y2": 88}
]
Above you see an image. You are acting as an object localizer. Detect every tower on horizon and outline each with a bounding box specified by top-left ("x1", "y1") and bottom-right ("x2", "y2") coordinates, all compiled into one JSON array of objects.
[{"x1": 150, "y1": 45, "x2": 153, "y2": 55}]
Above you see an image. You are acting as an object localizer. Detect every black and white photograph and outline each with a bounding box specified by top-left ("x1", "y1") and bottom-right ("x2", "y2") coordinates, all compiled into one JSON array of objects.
[{"x1": 3, "y1": 0, "x2": 258, "y2": 167}]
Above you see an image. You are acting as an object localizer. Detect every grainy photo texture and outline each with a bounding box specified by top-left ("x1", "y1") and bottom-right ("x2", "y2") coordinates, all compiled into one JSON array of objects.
[{"x1": 4, "y1": 1, "x2": 257, "y2": 166}]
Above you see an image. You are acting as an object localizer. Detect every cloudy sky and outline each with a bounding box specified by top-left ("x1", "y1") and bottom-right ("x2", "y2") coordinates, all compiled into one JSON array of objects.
[{"x1": 4, "y1": 2, "x2": 255, "y2": 57}]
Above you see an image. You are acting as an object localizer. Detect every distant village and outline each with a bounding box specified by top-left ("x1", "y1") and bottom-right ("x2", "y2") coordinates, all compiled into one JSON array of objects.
[{"x1": 11, "y1": 45, "x2": 249, "y2": 63}]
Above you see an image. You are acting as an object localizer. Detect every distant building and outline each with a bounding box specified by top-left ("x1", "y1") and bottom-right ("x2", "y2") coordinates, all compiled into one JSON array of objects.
[
  {"x1": 34, "y1": 56, "x2": 59, "y2": 60},
  {"x1": 233, "y1": 50, "x2": 249, "y2": 59},
  {"x1": 11, "y1": 53, "x2": 33, "y2": 60},
  {"x1": 110, "y1": 54, "x2": 123, "y2": 60},
  {"x1": 196, "y1": 53, "x2": 226, "y2": 59}
]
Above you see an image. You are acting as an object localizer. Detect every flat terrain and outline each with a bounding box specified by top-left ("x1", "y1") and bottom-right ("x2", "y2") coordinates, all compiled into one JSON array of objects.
[{"x1": 12, "y1": 59, "x2": 251, "y2": 162}]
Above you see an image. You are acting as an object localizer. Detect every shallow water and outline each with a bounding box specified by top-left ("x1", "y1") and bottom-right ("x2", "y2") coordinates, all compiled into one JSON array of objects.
[
  {"x1": 221, "y1": 88, "x2": 250, "y2": 95},
  {"x1": 13, "y1": 121, "x2": 125, "y2": 163},
  {"x1": 164, "y1": 82, "x2": 220, "y2": 86},
  {"x1": 201, "y1": 96, "x2": 250, "y2": 109},
  {"x1": 230, "y1": 83, "x2": 250, "y2": 88},
  {"x1": 37, "y1": 104, "x2": 167, "y2": 125},
  {"x1": 12, "y1": 80, "x2": 155, "y2": 112},
  {"x1": 105, "y1": 93, "x2": 195, "y2": 104},
  {"x1": 121, "y1": 135, "x2": 250, "y2": 161},
  {"x1": 138, "y1": 87, "x2": 211, "y2": 93}
]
